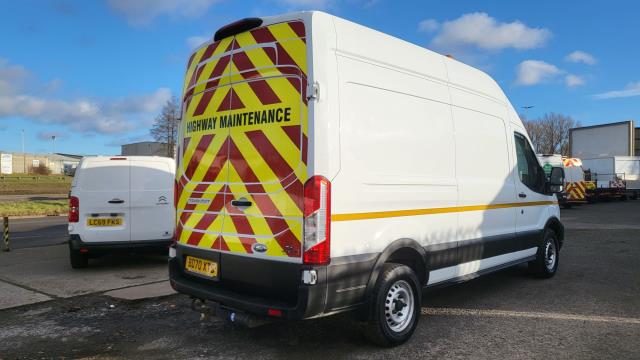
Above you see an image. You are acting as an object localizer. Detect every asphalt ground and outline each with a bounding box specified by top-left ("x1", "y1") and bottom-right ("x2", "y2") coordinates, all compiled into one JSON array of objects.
[
  {"x1": 0, "y1": 201, "x2": 639, "y2": 359},
  {"x1": 3, "y1": 216, "x2": 68, "y2": 249}
]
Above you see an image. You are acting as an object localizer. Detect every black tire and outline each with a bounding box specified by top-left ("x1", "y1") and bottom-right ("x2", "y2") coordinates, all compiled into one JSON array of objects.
[
  {"x1": 364, "y1": 263, "x2": 421, "y2": 347},
  {"x1": 528, "y1": 229, "x2": 559, "y2": 278},
  {"x1": 69, "y1": 244, "x2": 88, "y2": 269}
]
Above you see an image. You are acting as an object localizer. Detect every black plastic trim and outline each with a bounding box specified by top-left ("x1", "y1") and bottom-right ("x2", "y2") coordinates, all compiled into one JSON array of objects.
[
  {"x1": 214, "y1": 18, "x2": 263, "y2": 42},
  {"x1": 170, "y1": 244, "x2": 326, "y2": 320},
  {"x1": 68, "y1": 234, "x2": 171, "y2": 252}
]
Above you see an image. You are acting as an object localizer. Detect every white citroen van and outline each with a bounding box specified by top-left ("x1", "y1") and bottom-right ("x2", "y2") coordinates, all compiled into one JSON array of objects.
[
  {"x1": 169, "y1": 11, "x2": 565, "y2": 346},
  {"x1": 68, "y1": 156, "x2": 175, "y2": 268}
]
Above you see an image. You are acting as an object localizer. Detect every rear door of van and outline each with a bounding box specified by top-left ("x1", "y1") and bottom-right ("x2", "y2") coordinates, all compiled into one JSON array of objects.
[
  {"x1": 176, "y1": 20, "x2": 308, "y2": 263},
  {"x1": 130, "y1": 158, "x2": 175, "y2": 242},
  {"x1": 77, "y1": 158, "x2": 130, "y2": 243}
]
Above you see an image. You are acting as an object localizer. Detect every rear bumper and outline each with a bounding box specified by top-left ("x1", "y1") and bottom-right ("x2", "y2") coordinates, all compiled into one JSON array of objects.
[
  {"x1": 169, "y1": 244, "x2": 328, "y2": 320},
  {"x1": 69, "y1": 234, "x2": 172, "y2": 252}
]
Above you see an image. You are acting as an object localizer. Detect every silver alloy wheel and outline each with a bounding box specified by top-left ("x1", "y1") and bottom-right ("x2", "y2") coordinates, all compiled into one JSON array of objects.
[
  {"x1": 545, "y1": 238, "x2": 557, "y2": 271},
  {"x1": 384, "y1": 280, "x2": 414, "y2": 333}
]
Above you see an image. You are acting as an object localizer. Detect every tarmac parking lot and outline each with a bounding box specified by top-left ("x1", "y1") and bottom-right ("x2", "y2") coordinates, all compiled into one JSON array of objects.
[{"x1": 1, "y1": 201, "x2": 639, "y2": 359}]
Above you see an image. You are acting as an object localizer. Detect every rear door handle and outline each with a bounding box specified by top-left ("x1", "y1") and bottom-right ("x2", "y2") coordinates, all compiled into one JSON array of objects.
[
  {"x1": 231, "y1": 200, "x2": 252, "y2": 207},
  {"x1": 518, "y1": 193, "x2": 527, "y2": 198},
  {"x1": 108, "y1": 199, "x2": 125, "y2": 204}
]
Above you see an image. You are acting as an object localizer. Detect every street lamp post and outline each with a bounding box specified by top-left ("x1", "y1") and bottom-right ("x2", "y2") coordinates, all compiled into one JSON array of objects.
[
  {"x1": 21, "y1": 129, "x2": 26, "y2": 174},
  {"x1": 51, "y1": 135, "x2": 56, "y2": 154}
]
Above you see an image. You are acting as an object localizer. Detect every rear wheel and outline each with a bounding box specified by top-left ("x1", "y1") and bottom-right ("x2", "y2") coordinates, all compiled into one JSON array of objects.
[
  {"x1": 364, "y1": 263, "x2": 421, "y2": 347},
  {"x1": 529, "y1": 229, "x2": 559, "y2": 278},
  {"x1": 69, "y1": 243, "x2": 88, "y2": 269}
]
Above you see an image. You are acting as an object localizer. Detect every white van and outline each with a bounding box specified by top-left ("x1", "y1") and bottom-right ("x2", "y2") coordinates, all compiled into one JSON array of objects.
[
  {"x1": 169, "y1": 12, "x2": 565, "y2": 346},
  {"x1": 68, "y1": 156, "x2": 176, "y2": 268}
]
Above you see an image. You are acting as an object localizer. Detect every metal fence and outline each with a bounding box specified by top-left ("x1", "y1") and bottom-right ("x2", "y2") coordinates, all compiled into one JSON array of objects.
[{"x1": 0, "y1": 175, "x2": 71, "y2": 183}]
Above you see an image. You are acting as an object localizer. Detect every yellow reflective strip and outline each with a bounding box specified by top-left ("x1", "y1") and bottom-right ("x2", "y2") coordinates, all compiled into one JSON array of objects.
[
  {"x1": 183, "y1": 212, "x2": 204, "y2": 229},
  {"x1": 189, "y1": 135, "x2": 226, "y2": 183},
  {"x1": 332, "y1": 201, "x2": 558, "y2": 222},
  {"x1": 179, "y1": 228, "x2": 192, "y2": 244},
  {"x1": 225, "y1": 168, "x2": 275, "y2": 237},
  {"x1": 183, "y1": 47, "x2": 207, "y2": 94},
  {"x1": 219, "y1": 219, "x2": 249, "y2": 253},
  {"x1": 229, "y1": 130, "x2": 301, "y2": 217},
  {"x1": 198, "y1": 224, "x2": 223, "y2": 249},
  {"x1": 268, "y1": 24, "x2": 307, "y2": 74}
]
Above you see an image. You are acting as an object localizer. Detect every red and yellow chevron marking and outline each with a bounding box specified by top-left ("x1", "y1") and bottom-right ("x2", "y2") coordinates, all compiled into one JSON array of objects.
[
  {"x1": 562, "y1": 158, "x2": 582, "y2": 167},
  {"x1": 565, "y1": 181, "x2": 586, "y2": 201},
  {"x1": 176, "y1": 20, "x2": 308, "y2": 260}
]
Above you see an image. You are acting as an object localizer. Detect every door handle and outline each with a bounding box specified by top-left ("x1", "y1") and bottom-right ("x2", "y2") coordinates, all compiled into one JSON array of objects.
[
  {"x1": 231, "y1": 199, "x2": 252, "y2": 207},
  {"x1": 518, "y1": 193, "x2": 527, "y2": 198},
  {"x1": 108, "y1": 199, "x2": 125, "y2": 204}
]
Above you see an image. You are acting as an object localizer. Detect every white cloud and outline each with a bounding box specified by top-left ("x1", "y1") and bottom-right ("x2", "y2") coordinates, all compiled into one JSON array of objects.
[
  {"x1": 593, "y1": 82, "x2": 640, "y2": 99},
  {"x1": 516, "y1": 60, "x2": 586, "y2": 88},
  {"x1": 515, "y1": 60, "x2": 562, "y2": 86},
  {"x1": 418, "y1": 19, "x2": 439, "y2": 33},
  {"x1": 565, "y1": 74, "x2": 585, "y2": 87},
  {"x1": 429, "y1": 12, "x2": 551, "y2": 53},
  {"x1": 0, "y1": 58, "x2": 31, "y2": 95},
  {"x1": 0, "y1": 88, "x2": 172, "y2": 134},
  {"x1": 106, "y1": 0, "x2": 219, "y2": 25},
  {"x1": 565, "y1": 50, "x2": 597, "y2": 65},
  {"x1": 187, "y1": 35, "x2": 210, "y2": 50}
]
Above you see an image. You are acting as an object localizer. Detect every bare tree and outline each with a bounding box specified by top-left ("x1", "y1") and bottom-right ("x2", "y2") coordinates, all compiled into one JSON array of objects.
[
  {"x1": 521, "y1": 112, "x2": 579, "y2": 156},
  {"x1": 150, "y1": 97, "x2": 180, "y2": 158}
]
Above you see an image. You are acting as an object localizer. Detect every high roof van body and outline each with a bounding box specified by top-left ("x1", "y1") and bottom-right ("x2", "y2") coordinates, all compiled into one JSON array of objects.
[
  {"x1": 169, "y1": 11, "x2": 564, "y2": 345},
  {"x1": 68, "y1": 156, "x2": 175, "y2": 268}
]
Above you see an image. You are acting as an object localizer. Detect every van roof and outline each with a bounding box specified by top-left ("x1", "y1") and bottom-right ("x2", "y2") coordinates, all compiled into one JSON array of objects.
[{"x1": 80, "y1": 156, "x2": 175, "y2": 164}]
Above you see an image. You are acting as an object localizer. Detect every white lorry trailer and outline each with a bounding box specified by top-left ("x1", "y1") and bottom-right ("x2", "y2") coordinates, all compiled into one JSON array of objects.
[{"x1": 582, "y1": 156, "x2": 640, "y2": 200}]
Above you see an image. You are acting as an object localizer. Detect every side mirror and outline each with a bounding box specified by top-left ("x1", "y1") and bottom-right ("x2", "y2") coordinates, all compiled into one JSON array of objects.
[{"x1": 547, "y1": 166, "x2": 564, "y2": 194}]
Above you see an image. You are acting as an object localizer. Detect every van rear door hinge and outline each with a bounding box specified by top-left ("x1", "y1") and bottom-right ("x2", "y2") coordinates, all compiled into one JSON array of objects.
[{"x1": 306, "y1": 81, "x2": 319, "y2": 101}]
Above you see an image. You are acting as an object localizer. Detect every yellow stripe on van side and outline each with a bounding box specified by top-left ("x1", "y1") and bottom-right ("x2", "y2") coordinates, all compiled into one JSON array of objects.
[{"x1": 331, "y1": 201, "x2": 557, "y2": 222}]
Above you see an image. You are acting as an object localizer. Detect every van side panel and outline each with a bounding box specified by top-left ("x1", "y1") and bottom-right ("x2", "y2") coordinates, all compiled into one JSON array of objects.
[
  {"x1": 327, "y1": 49, "x2": 457, "y2": 309},
  {"x1": 129, "y1": 158, "x2": 175, "y2": 242}
]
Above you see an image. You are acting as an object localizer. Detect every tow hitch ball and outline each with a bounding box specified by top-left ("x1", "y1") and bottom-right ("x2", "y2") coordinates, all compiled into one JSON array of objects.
[{"x1": 190, "y1": 298, "x2": 274, "y2": 328}]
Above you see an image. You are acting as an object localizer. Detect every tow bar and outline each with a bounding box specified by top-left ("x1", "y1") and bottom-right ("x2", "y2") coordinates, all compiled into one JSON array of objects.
[{"x1": 191, "y1": 298, "x2": 275, "y2": 328}]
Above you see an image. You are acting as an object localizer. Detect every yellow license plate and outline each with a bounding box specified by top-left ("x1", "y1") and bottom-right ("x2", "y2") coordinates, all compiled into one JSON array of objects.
[
  {"x1": 185, "y1": 256, "x2": 218, "y2": 278},
  {"x1": 86, "y1": 218, "x2": 123, "y2": 227}
]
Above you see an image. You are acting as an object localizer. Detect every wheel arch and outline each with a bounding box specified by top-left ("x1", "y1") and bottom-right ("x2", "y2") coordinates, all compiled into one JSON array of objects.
[
  {"x1": 545, "y1": 216, "x2": 565, "y2": 248},
  {"x1": 364, "y1": 238, "x2": 428, "y2": 299}
]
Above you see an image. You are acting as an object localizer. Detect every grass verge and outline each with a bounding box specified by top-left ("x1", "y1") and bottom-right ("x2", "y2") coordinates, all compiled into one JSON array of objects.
[{"x1": 0, "y1": 199, "x2": 68, "y2": 217}]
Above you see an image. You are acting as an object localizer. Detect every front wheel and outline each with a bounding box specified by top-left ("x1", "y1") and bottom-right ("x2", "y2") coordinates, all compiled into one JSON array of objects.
[
  {"x1": 528, "y1": 229, "x2": 559, "y2": 278},
  {"x1": 364, "y1": 263, "x2": 421, "y2": 347}
]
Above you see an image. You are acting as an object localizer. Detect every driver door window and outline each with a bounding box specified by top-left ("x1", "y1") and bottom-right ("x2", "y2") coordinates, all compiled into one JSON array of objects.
[{"x1": 514, "y1": 133, "x2": 544, "y2": 193}]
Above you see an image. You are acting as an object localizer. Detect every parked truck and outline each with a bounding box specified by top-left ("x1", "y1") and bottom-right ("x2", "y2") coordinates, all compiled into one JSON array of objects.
[
  {"x1": 569, "y1": 121, "x2": 637, "y2": 159},
  {"x1": 582, "y1": 156, "x2": 640, "y2": 200},
  {"x1": 538, "y1": 154, "x2": 588, "y2": 208}
]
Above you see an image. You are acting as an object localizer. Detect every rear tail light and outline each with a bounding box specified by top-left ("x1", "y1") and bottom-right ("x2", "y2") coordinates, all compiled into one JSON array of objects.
[
  {"x1": 303, "y1": 176, "x2": 331, "y2": 265},
  {"x1": 69, "y1": 196, "x2": 79, "y2": 223}
]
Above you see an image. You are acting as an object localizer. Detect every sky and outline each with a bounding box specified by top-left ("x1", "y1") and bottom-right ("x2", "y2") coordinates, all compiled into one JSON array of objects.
[{"x1": 1, "y1": 0, "x2": 639, "y2": 155}]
